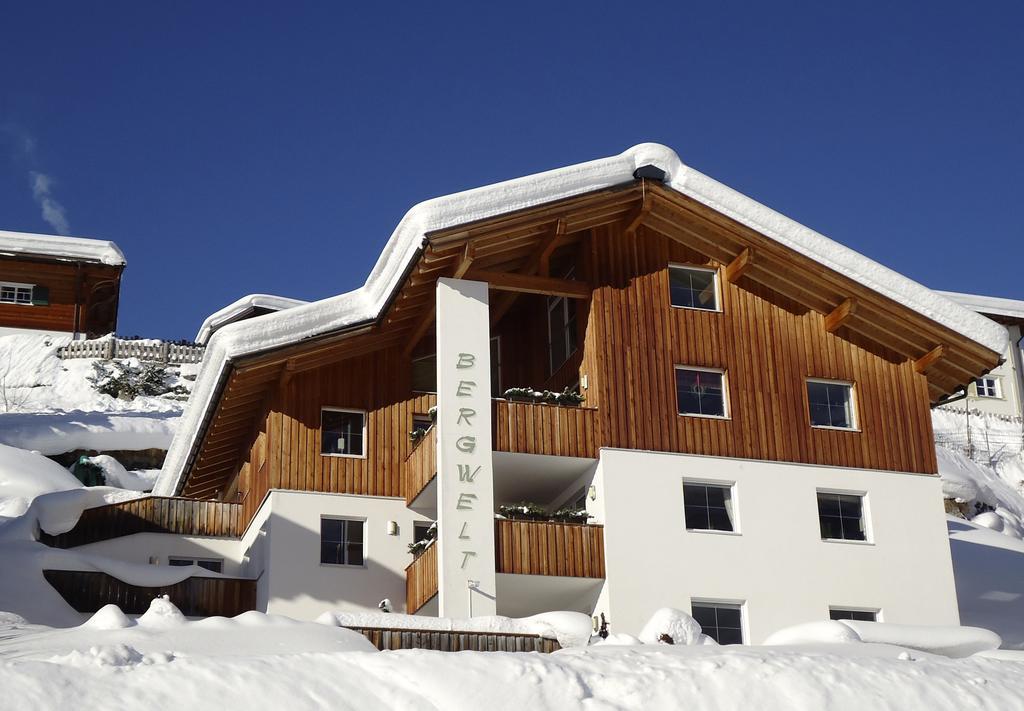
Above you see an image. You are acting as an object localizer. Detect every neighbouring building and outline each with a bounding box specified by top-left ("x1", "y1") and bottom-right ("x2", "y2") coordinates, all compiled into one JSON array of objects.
[
  {"x1": 937, "y1": 291, "x2": 1024, "y2": 421},
  {"x1": 0, "y1": 230, "x2": 126, "y2": 338},
  {"x1": 39, "y1": 144, "x2": 1008, "y2": 644},
  {"x1": 195, "y1": 294, "x2": 308, "y2": 346}
]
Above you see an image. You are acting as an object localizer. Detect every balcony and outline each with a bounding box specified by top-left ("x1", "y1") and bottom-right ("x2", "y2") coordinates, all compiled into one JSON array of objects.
[
  {"x1": 404, "y1": 427, "x2": 437, "y2": 507},
  {"x1": 405, "y1": 519, "x2": 604, "y2": 614},
  {"x1": 493, "y1": 400, "x2": 599, "y2": 459}
]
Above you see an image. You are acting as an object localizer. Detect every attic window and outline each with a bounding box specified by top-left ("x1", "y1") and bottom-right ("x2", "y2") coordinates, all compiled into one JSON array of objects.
[
  {"x1": 975, "y1": 377, "x2": 1001, "y2": 399},
  {"x1": 669, "y1": 265, "x2": 719, "y2": 311},
  {"x1": 0, "y1": 282, "x2": 35, "y2": 305},
  {"x1": 321, "y1": 408, "x2": 366, "y2": 458}
]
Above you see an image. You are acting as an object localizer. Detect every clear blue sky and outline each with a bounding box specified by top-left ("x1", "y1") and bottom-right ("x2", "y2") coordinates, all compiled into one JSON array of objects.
[{"x1": 1, "y1": 2, "x2": 1021, "y2": 340}]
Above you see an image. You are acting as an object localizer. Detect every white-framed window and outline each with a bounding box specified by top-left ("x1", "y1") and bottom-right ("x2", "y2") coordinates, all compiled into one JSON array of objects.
[
  {"x1": 0, "y1": 281, "x2": 35, "y2": 306},
  {"x1": 675, "y1": 366, "x2": 728, "y2": 419},
  {"x1": 806, "y1": 379, "x2": 857, "y2": 430},
  {"x1": 975, "y1": 376, "x2": 1001, "y2": 399},
  {"x1": 320, "y1": 517, "x2": 365, "y2": 566},
  {"x1": 829, "y1": 607, "x2": 878, "y2": 622},
  {"x1": 168, "y1": 557, "x2": 224, "y2": 573},
  {"x1": 683, "y1": 481, "x2": 737, "y2": 532},
  {"x1": 321, "y1": 408, "x2": 367, "y2": 458},
  {"x1": 411, "y1": 336, "x2": 501, "y2": 394},
  {"x1": 547, "y1": 282, "x2": 579, "y2": 376},
  {"x1": 690, "y1": 600, "x2": 744, "y2": 645},
  {"x1": 817, "y1": 490, "x2": 869, "y2": 542},
  {"x1": 669, "y1": 264, "x2": 720, "y2": 311}
]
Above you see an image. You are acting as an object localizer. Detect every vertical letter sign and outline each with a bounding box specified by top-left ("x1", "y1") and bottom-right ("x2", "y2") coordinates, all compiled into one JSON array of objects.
[{"x1": 435, "y1": 277, "x2": 496, "y2": 617}]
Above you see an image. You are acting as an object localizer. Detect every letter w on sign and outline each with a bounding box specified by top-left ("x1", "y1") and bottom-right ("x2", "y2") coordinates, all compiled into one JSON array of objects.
[{"x1": 458, "y1": 464, "x2": 482, "y2": 482}]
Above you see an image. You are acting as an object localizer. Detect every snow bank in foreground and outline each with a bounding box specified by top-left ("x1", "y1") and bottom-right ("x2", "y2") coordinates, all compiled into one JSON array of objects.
[
  {"x1": 1, "y1": 628, "x2": 1022, "y2": 710},
  {"x1": 637, "y1": 607, "x2": 715, "y2": 646},
  {"x1": 318, "y1": 610, "x2": 593, "y2": 649},
  {"x1": 764, "y1": 619, "x2": 1000, "y2": 658}
]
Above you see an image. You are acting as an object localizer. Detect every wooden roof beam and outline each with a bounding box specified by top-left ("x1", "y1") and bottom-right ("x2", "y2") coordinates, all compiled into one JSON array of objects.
[
  {"x1": 468, "y1": 269, "x2": 591, "y2": 299},
  {"x1": 825, "y1": 298, "x2": 858, "y2": 333},
  {"x1": 914, "y1": 344, "x2": 946, "y2": 375},
  {"x1": 622, "y1": 197, "x2": 652, "y2": 237},
  {"x1": 452, "y1": 242, "x2": 477, "y2": 279},
  {"x1": 725, "y1": 247, "x2": 755, "y2": 283}
]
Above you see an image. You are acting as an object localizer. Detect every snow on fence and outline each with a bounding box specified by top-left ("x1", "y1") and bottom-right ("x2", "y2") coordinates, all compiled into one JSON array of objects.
[
  {"x1": 58, "y1": 338, "x2": 205, "y2": 364},
  {"x1": 345, "y1": 626, "x2": 561, "y2": 653}
]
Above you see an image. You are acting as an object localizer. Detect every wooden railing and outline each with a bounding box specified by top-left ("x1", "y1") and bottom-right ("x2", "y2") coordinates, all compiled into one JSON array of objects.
[
  {"x1": 43, "y1": 570, "x2": 257, "y2": 617},
  {"x1": 58, "y1": 338, "x2": 205, "y2": 364},
  {"x1": 404, "y1": 427, "x2": 437, "y2": 505},
  {"x1": 493, "y1": 400, "x2": 599, "y2": 459},
  {"x1": 495, "y1": 519, "x2": 605, "y2": 578},
  {"x1": 405, "y1": 543, "x2": 439, "y2": 613},
  {"x1": 39, "y1": 496, "x2": 243, "y2": 549},
  {"x1": 346, "y1": 626, "x2": 560, "y2": 653}
]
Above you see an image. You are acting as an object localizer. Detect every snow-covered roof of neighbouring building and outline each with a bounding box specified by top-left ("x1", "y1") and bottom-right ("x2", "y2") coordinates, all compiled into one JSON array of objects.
[
  {"x1": 0, "y1": 229, "x2": 126, "y2": 266},
  {"x1": 195, "y1": 294, "x2": 309, "y2": 345},
  {"x1": 937, "y1": 291, "x2": 1024, "y2": 323},
  {"x1": 154, "y1": 143, "x2": 1009, "y2": 496}
]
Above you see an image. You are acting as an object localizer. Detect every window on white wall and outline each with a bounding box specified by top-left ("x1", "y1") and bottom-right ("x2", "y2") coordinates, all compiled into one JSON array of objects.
[
  {"x1": 669, "y1": 265, "x2": 720, "y2": 311},
  {"x1": 168, "y1": 557, "x2": 224, "y2": 573},
  {"x1": 321, "y1": 518, "x2": 365, "y2": 566},
  {"x1": 817, "y1": 491, "x2": 868, "y2": 542},
  {"x1": 675, "y1": 366, "x2": 728, "y2": 418},
  {"x1": 683, "y1": 482, "x2": 735, "y2": 532},
  {"x1": 690, "y1": 601, "x2": 744, "y2": 644},
  {"x1": 806, "y1": 379, "x2": 856, "y2": 429},
  {"x1": 829, "y1": 608, "x2": 877, "y2": 622},
  {"x1": 321, "y1": 408, "x2": 366, "y2": 457},
  {"x1": 975, "y1": 377, "x2": 1001, "y2": 398}
]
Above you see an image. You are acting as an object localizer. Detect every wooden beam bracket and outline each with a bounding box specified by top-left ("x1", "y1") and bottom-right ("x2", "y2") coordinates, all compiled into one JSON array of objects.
[
  {"x1": 724, "y1": 247, "x2": 755, "y2": 283},
  {"x1": 824, "y1": 297, "x2": 858, "y2": 333},
  {"x1": 914, "y1": 344, "x2": 946, "y2": 374}
]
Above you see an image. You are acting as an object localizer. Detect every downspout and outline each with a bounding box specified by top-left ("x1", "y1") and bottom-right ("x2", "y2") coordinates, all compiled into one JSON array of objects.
[{"x1": 72, "y1": 262, "x2": 83, "y2": 339}]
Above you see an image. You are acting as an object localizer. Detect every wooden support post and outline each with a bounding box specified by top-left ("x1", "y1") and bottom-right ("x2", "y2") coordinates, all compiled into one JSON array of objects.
[
  {"x1": 914, "y1": 344, "x2": 946, "y2": 374},
  {"x1": 824, "y1": 298, "x2": 858, "y2": 333},
  {"x1": 724, "y1": 247, "x2": 754, "y2": 283}
]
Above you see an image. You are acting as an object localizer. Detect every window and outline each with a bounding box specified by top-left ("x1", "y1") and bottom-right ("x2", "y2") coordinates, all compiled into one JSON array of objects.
[
  {"x1": 0, "y1": 282, "x2": 34, "y2": 305},
  {"x1": 975, "y1": 377, "x2": 1001, "y2": 398},
  {"x1": 806, "y1": 379, "x2": 856, "y2": 429},
  {"x1": 168, "y1": 557, "x2": 223, "y2": 573},
  {"x1": 691, "y1": 601, "x2": 743, "y2": 644},
  {"x1": 321, "y1": 409, "x2": 366, "y2": 457},
  {"x1": 669, "y1": 265, "x2": 719, "y2": 311},
  {"x1": 548, "y1": 292, "x2": 578, "y2": 375},
  {"x1": 321, "y1": 518, "x2": 365, "y2": 566},
  {"x1": 411, "y1": 336, "x2": 500, "y2": 394},
  {"x1": 829, "y1": 608, "x2": 877, "y2": 622},
  {"x1": 491, "y1": 335, "x2": 502, "y2": 394},
  {"x1": 413, "y1": 521, "x2": 435, "y2": 544},
  {"x1": 411, "y1": 414, "x2": 433, "y2": 433},
  {"x1": 683, "y1": 482, "x2": 735, "y2": 532},
  {"x1": 817, "y1": 492, "x2": 867, "y2": 541},
  {"x1": 675, "y1": 367, "x2": 727, "y2": 418}
]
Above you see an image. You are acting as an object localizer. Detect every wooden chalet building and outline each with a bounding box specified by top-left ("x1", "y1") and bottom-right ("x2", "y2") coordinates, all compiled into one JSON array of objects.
[
  {"x1": 0, "y1": 230, "x2": 125, "y2": 338},
  {"x1": 41, "y1": 144, "x2": 1008, "y2": 643}
]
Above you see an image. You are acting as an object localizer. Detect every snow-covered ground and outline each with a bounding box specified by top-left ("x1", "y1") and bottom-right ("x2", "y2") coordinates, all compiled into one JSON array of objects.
[{"x1": 0, "y1": 334, "x2": 190, "y2": 457}]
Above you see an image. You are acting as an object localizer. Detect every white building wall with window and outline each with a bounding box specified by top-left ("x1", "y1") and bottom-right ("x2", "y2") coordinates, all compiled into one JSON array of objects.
[{"x1": 589, "y1": 447, "x2": 960, "y2": 643}]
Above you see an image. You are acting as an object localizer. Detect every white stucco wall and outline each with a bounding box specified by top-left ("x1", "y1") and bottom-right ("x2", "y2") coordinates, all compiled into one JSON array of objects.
[
  {"x1": 965, "y1": 324, "x2": 1024, "y2": 420},
  {"x1": 591, "y1": 448, "x2": 960, "y2": 643},
  {"x1": 259, "y1": 490, "x2": 432, "y2": 620}
]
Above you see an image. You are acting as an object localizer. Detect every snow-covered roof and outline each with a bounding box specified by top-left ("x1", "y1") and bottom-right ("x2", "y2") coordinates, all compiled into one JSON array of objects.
[
  {"x1": 154, "y1": 143, "x2": 1009, "y2": 496},
  {"x1": 937, "y1": 291, "x2": 1024, "y2": 323},
  {"x1": 195, "y1": 294, "x2": 309, "y2": 345},
  {"x1": 0, "y1": 229, "x2": 126, "y2": 266}
]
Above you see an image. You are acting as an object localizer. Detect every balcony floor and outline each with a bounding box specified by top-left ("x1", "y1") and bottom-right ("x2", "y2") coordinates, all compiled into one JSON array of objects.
[{"x1": 495, "y1": 573, "x2": 603, "y2": 619}]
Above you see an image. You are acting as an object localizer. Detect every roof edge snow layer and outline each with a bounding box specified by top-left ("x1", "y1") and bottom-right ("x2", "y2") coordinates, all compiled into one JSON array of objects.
[
  {"x1": 0, "y1": 229, "x2": 126, "y2": 266},
  {"x1": 936, "y1": 290, "x2": 1024, "y2": 323},
  {"x1": 153, "y1": 143, "x2": 1009, "y2": 496},
  {"x1": 196, "y1": 294, "x2": 310, "y2": 345}
]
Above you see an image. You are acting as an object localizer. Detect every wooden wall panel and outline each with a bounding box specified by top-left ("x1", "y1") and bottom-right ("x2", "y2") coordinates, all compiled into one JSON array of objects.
[{"x1": 0, "y1": 259, "x2": 120, "y2": 335}]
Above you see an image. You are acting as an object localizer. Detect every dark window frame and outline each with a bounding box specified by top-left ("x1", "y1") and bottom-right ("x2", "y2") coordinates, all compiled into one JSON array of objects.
[
  {"x1": 683, "y1": 481, "x2": 737, "y2": 533},
  {"x1": 675, "y1": 366, "x2": 729, "y2": 419},
  {"x1": 806, "y1": 379, "x2": 857, "y2": 430},
  {"x1": 320, "y1": 517, "x2": 365, "y2": 567},
  {"x1": 167, "y1": 557, "x2": 224, "y2": 573},
  {"x1": 817, "y1": 491, "x2": 869, "y2": 542},
  {"x1": 829, "y1": 608, "x2": 878, "y2": 622},
  {"x1": 690, "y1": 601, "x2": 744, "y2": 645},
  {"x1": 320, "y1": 408, "x2": 367, "y2": 458}
]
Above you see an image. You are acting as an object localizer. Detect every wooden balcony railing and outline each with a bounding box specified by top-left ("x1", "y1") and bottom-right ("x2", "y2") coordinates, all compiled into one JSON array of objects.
[
  {"x1": 43, "y1": 569, "x2": 257, "y2": 617},
  {"x1": 493, "y1": 400, "x2": 599, "y2": 459},
  {"x1": 405, "y1": 542, "x2": 439, "y2": 613},
  {"x1": 495, "y1": 519, "x2": 605, "y2": 578},
  {"x1": 404, "y1": 427, "x2": 437, "y2": 505},
  {"x1": 39, "y1": 496, "x2": 244, "y2": 549},
  {"x1": 345, "y1": 626, "x2": 560, "y2": 653}
]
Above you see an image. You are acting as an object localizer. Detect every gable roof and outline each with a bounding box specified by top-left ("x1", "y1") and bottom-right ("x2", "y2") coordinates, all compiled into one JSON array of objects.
[
  {"x1": 937, "y1": 291, "x2": 1024, "y2": 325},
  {"x1": 0, "y1": 229, "x2": 126, "y2": 266},
  {"x1": 153, "y1": 143, "x2": 1008, "y2": 496},
  {"x1": 195, "y1": 294, "x2": 309, "y2": 345}
]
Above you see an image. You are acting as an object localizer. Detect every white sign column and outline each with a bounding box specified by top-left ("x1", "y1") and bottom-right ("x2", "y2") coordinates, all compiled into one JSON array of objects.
[{"x1": 435, "y1": 277, "x2": 497, "y2": 617}]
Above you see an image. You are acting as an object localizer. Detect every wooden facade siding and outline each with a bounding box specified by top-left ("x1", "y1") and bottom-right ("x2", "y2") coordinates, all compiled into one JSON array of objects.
[
  {"x1": 43, "y1": 569, "x2": 257, "y2": 617},
  {"x1": 493, "y1": 401, "x2": 600, "y2": 459},
  {"x1": 405, "y1": 542, "x2": 439, "y2": 613},
  {"x1": 0, "y1": 258, "x2": 122, "y2": 336},
  {"x1": 494, "y1": 520, "x2": 605, "y2": 578},
  {"x1": 345, "y1": 626, "x2": 560, "y2": 653},
  {"x1": 39, "y1": 497, "x2": 242, "y2": 549},
  {"x1": 404, "y1": 427, "x2": 437, "y2": 505}
]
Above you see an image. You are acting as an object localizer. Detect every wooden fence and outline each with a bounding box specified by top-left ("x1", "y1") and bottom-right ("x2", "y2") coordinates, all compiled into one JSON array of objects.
[
  {"x1": 405, "y1": 542, "x2": 438, "y2": 613},
  {"x1": 58, "y1": 338, "x2": 205, "y2": 364},
  {"x1": 43, "y1": 569, "x2": 257, "y2": 617},
  {"x1": 495, "y1": 519, "x2": 605, "y2": 578},
  {"x1": 39, "y1": 496, "x2": 244, "y2": 549},
  {"x1": 493, "y1": 401, "x2": 600, "y2": 459},
  {"x1": 404, "y1": 427, "x2": 437, "y2": 505},
  {"x1": 346, "y1": 626, "x2": 560, "y2": 653}
]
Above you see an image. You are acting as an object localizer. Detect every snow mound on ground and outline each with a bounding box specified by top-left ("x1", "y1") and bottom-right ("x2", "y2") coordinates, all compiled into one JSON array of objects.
[
  {"x1": 82, "y1": 605, "x2": 133, "y2": 630},
  {"x1": 86, "y1": 455, "x2": 159, "y2": 492},
  {"x1": 317, "y1": 610, "x2": 593, "y2": 648},
  {"x1": 837, "y1": 620, "x2": 1000, "y2": 658},
  {"x1": 638, "y1": 607, "x2": 704, "y2": 645},
  {"x1": 763, "y1": 621, "x2": 862, "y2": 646},
  {"x1": 0, "y1": 443, "x2": 83, "y2": 519},
  {"x1": 138, "y1": 597, "x2": 186, "y2": 628},
  {"x1": 51, "y1": 644, "x2": 173, "y2": 669}
]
